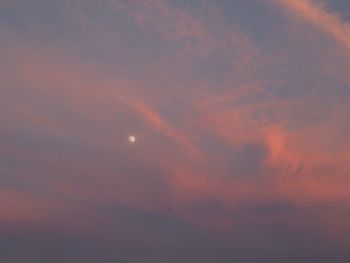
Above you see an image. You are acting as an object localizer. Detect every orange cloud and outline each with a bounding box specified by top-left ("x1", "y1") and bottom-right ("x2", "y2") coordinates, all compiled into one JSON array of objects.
[
  {"x1": 2, "y1": 0, "x2": 350, "y2": 242},
  {"x1": 272, "y1": 0, "x2": 350, "y2": 51}
]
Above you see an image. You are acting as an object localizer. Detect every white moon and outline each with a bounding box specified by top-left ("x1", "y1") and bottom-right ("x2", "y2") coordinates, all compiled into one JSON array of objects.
[{"x1": 128, "y1": 135, "x2": 136, "y2": 143}]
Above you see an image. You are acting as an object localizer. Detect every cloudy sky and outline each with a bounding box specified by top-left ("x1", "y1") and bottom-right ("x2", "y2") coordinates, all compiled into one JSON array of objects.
[{"x1": 1, "y1": 0, "x2": 350, "y2": 262}]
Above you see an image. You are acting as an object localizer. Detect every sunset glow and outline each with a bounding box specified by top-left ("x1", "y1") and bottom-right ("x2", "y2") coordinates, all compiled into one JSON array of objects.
[{"x1": 1, "y1": 0, "x2": 350, "y2": 262}]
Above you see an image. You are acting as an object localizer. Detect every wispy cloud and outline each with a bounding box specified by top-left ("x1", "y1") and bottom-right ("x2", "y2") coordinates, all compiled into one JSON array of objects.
[{"x1": 1, "y1": 0, "x2": 350, "y2": 261}]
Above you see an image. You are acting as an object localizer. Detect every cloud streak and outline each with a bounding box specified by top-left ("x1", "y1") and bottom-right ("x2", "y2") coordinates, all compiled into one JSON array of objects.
[
  {"x1": 273, "y1": 0, "x2": 350, "y2": 51},
  {"x1": 1, "y1": 0, "x2": 350, "y2": 262}
]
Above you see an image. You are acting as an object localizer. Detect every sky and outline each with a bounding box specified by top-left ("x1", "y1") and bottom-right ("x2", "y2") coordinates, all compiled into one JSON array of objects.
[{"x1": 1, "y1": 0, "x2": 350, "y2": 262}]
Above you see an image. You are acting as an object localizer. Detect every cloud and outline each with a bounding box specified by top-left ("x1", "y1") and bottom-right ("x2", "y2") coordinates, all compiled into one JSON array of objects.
[
  {"x1": 1, "y1": 0, "x2": 350, "y2": 261},
  {"x1": 272, "y1": 0, "x2": 350, "y2": 51}
]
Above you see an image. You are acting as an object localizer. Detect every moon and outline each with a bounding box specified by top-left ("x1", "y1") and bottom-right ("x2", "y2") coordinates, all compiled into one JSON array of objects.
[{"x1": 128, "y1": 135, "x2": 136, "y2": 143}]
